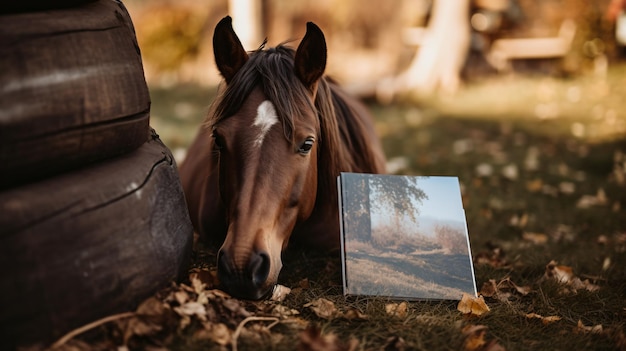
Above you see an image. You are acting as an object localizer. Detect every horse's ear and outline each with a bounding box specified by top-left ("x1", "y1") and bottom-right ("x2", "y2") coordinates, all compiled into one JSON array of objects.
[
  {"x1": 294, "y1": 22, "x2": 327, "y2": 92},
  {"x1": 213, "y1": 16, "x2": 248, "y2": 83}
]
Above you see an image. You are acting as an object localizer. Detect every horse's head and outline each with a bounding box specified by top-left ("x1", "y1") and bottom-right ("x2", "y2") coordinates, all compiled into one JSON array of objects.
[{"x1": 209, "y1": 17, "x2": 327, "y2": 299}]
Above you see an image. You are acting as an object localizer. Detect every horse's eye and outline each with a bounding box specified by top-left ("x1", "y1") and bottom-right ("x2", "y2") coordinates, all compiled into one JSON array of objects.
[
  {"x1": 298, "y1": 137, "x2": 315, "y2": 154},
  {"x1": 212, "y1": 131, "x2": 224, "y2": 150}
]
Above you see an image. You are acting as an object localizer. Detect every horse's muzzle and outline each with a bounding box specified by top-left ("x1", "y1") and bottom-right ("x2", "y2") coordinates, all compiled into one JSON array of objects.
[{"x1": 217, "y1": 249, "x2": 274, "y2": 300}]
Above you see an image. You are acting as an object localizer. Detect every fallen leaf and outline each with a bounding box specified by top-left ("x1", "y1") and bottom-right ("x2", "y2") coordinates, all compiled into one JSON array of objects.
[
  {"x1": 342, "y1": 307, "x2": 368, "y2": 320},
  {"x1": 270, "y1": 284, "x2": 292, "y2": 302},
  {"x1": 498, "y1": 278, "x2": 531, "y2": 296},
  {"x1": 558, "y1": 181, "x2": 576, "y2": 194},
  {"x1": 501, "y1": 164, "x2": 519, "y2": 181},
  {"x1": 385, "y1": 302, "x2": 408, "y2": 318},
  {"x1": 479, "y1": 280, "x2": 497, "y2": 298},
  {"x1": 543, "y1": 261, "x2": 600, "y2": 293},
  {"x1": 458, "y1": 294, "x2": 490, "y2": 317},
  {"x1": 522, "y1": 232, "x2": 548, "y2": 245},
  {"x1": 173, "y1": 291, "x2": 189, "y2": 305},
  {"x1": 297, "y1": 325, "x2": 358, "y2": 351},
  {"x1": 195, "y1": 322, "x2": 231, "y2": 345},
  {"x1": 509, "y1": 213, "x2": 529, "y2": 228},
  {"x1": 136, "y1": 296, "x2": 166, "y2": 317},
  {"x1": 189, "y1": 268, "x2": 219, "y2": 290},
  {"x1": 123, "y1": 316, "x2": 163, "y2": 342},
  {"x1": 474, "y1": 245, "x2": 508, "y2": 268},
  {"x1": 222, "y1": 298, "x2": 252, "y2": 318},
  {"x1": 525, "y1": 313, "x2": 562, "y2": 325},
  {"x1": 576, "y1": 188, "x2": 608, "y2": 208},
  {"x1": 576, "y1": 320, "x2": 603, "y2": 334},
  {"x1": 544, "y1": 260, "x2": 574, "y2": 283},
  {"x1": 462, "y1": 324, "x2": 487, "y2": 351},
  {"x1": 304, "y1": 298, "x2": 338, "y2": 320},
  {"x1": 481, "y1": 278, "x2": 531, "y2": 301},
  {"x1": 174, "y1": 302, "x2": 207, "y2": 321},
  {"x1": 189, "y1": 273, "x2": 206, "y2": 294},
  {"x1": 271, "y1": 304, "x2": 301, "y2": 317}
]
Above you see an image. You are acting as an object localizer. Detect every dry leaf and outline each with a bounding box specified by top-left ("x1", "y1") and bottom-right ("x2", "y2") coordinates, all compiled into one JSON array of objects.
[
  {"x1": 498, "y1": 278, "x2": 531, "y2": 296},
  {"x1": 522, "y1": 232, "x2": 548, "y2": 245},
  {"x1": 297, "y1": 326, "x2": 357, "y2": 351},
  {"x1": 271, "y1": 304, "x2": 301, "y2": 317},
  {"x1": 543, "y1": 261, "x2": 600, "y2": 292},
  {"x1": 385, "y1": 302, "x2": 408, "y2": 318},
  {"x1": 342, "y1": 307, "x2": 368, "y2": 320},
  {"x1": 304, "y1": 298, "x2": 338, "y2": 320},
  {"x1": 545, "y1": 261, "x2": 574, "y2": 283},
  {"x1": 174, "y1": 302, "x2": 207, "y2": 321},
  {"x1": 525, "y1": 313, "x2": 562, "y2": 325},
  {"x1": 189, "y1": 273, "x2": 206, "y2": 294},
  {"x1": 136, "y1": 297, "x2": 166, "y2": 317},
  {"x1": 576, "y1": 188, "x2": 608, "y2": 208},
  {"x1": 173, "y1": 291, "x2": 189, "y2": 305},
  {"x1": 194, "y1": 322, "x2": 232, "y2": 345},
  {"x1": 270, "y1": 284, "x2": 292, "y2": 302},
  {"x1": 576, "y1": 320, "x2": 603, "y2": 334},
  {"x1": 458, "y1": 294, "x2": 490, "y2": 317},
  {"x1": 474, "y1": 245, "x2": 508, "y2": 268},
  {"x1": 462, "y1": 324, "x2": 487, "y2": 351},
  {"x1": 501, "y1": 164, "x2": 519, "y2": 181},
  {"x1": 480, "y1": 278, "x2": 530, "y2": 301}
]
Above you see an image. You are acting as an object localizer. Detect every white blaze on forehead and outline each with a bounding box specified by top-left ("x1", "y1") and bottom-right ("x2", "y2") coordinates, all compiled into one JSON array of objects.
[{"x1": 253, "y1": 100, "x2": 279, "y2": 146}]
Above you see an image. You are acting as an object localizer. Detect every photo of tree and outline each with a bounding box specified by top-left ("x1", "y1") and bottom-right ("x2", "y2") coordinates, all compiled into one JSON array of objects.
[{"x1": 338, "y1": 173, "x2": 477, "y2": 300}]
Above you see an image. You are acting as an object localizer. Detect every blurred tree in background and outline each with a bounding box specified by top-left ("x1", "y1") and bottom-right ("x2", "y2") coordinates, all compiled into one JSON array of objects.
[{"x1": 126, "y1": 0, "x2": 624, "y2": 98}]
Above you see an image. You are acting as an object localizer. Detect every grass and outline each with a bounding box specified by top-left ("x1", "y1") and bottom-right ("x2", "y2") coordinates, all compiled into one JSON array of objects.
[{"x1": 95, "y1": 67, "x2": 626, "y2": 350}]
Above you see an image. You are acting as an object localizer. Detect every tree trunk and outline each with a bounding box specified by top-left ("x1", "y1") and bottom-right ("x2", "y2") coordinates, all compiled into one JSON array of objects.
[
  {"x1": 228, "y1": 0, "x2": 263, "y2": 50},
  {"x1": 401, "y1": 0, "x2": 471, "y2": 95}
]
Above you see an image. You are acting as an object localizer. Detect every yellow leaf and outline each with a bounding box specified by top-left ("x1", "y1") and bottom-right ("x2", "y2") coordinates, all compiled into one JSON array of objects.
[
  {"x1": 385, "y1": 302, "x2": 408, "y2": 318},
  {"x1": 304, "y1": 298, "x2": 337, "y2": 320},
  {"x1": 525, "y1": 313, "x2": 562, "y2": 325},
  {"x1": 457, "y1": 294, "x2": 490, "y2": 317},
  {"x1": 462, "y1": 324, "x2": 487, "y2": 351}
]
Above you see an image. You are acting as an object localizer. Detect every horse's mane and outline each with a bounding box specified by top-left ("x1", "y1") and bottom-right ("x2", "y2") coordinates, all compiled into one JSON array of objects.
[{"x1": 207, "y1": 44, "x2": 380, "y2": 205}]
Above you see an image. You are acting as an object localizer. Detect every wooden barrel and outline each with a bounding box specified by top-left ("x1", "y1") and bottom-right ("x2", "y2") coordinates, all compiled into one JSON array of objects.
[
  {"x1": 0, "y1": 1, "x2": 193, "y2": 348},
  {"x1": 0, "y1": 130, "x2": 194, "y2": 348},
  {"x1": 0, "y1": 0, "x2": 150, "y2": 188}
]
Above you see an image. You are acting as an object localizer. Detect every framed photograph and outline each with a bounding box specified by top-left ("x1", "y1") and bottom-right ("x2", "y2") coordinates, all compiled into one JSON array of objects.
[{"x1": 337, "y1": 173, "x2": 477, "y2": 300}]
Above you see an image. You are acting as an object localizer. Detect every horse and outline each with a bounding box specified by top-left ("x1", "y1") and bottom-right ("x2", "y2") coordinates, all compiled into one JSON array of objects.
[{"x1": 179, "y1": 16, "x2": 386, "y2": 300}]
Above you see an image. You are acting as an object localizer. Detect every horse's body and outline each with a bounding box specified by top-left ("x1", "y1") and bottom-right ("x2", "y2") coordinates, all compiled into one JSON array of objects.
[{"x1": 180, "y1": 17, "x2": 385, "y2": 299}]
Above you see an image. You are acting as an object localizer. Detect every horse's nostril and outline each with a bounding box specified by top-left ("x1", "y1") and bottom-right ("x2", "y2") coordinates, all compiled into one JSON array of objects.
[{"x1": 249, "y1": 251, "x2": 271, "y2": 287}]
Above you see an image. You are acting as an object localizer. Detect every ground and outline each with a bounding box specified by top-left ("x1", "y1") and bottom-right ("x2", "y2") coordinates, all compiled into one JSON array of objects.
[{"x1": 49, "y1": 67, "x2": 626, "y2": 350}]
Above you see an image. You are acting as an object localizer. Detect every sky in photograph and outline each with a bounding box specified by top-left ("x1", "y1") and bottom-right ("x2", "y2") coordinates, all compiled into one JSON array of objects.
[
  {"x1": 369, "y1": 176, "x2": 466, "y2": 235},
  {"x1": 415, "y1": 177, "x2": 465, "y2": 222}
]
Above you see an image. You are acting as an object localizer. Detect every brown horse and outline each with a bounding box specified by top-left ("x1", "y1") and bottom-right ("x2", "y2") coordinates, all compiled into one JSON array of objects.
[{"x1": 179, "y1": 16, "x2": 386, "y2": 300}]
